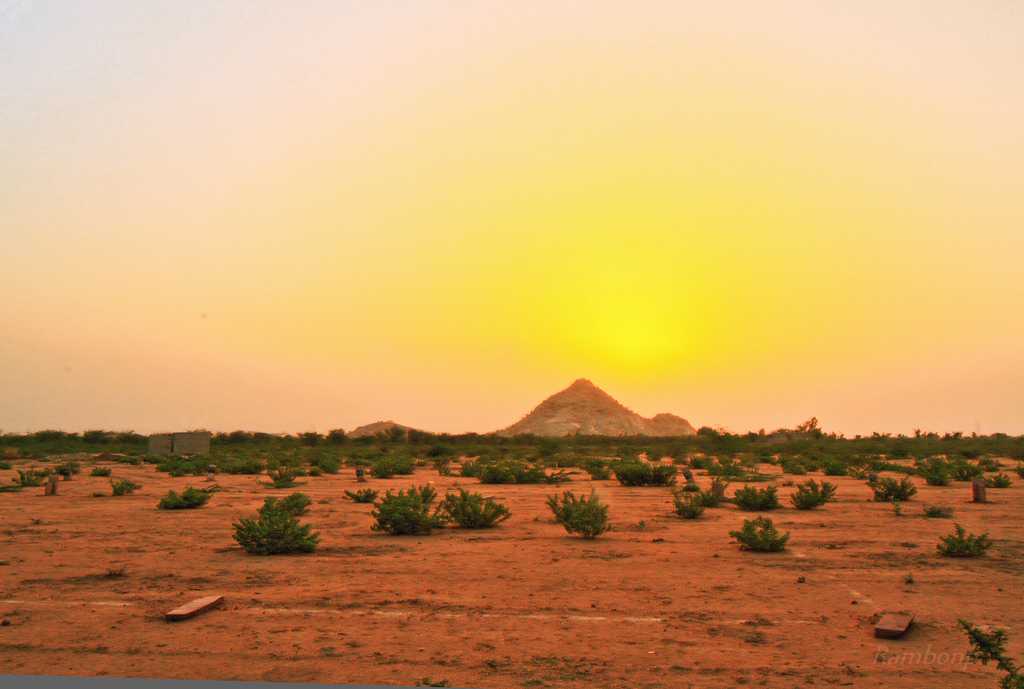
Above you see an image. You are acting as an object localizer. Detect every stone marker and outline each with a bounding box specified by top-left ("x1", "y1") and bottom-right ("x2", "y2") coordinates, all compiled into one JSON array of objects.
[
  {"x1": 972, "y1": 477, "x2": 987, "y2": 503},
  {"x1": 44, "y1": 475, "x2": 58, "y2": 496},
  {"x1": 165, "y1": 595, "x2": 224, "y2": 621},
  {"x1": 172, "y1": 431, "x2": 211, "y2": 456},
  {"x1": 875, "y1": 612, "x2": 914, "y2": 639}
]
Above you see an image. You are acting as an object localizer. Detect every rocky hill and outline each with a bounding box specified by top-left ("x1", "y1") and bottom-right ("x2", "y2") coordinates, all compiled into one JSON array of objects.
[{"x1": 498, "y1": 379, "x2": 696, "y2": 437}]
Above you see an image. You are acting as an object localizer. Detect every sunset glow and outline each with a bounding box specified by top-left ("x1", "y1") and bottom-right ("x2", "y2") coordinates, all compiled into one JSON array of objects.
[{"x1": 3, "y1": 2, "x2": 1022, "y2": 434}]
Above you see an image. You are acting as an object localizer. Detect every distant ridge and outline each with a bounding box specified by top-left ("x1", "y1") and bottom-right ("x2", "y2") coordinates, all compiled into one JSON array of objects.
[
  {"x1": 497, "y1": 379, "x2": 696, "y2": 437},
  {"x1": 347, "y1": 420, "x2": 417, "y2": 438}
]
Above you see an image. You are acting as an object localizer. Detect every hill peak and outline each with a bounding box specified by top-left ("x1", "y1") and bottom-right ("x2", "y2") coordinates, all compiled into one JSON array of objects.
[{"x1": 498, "y1": 380, "x2": 696, "y2": 437}]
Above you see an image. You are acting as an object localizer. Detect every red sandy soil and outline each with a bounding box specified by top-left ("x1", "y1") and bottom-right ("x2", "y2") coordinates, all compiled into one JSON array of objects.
[{"x1": 1, "y1": 457, "x2": 1022, "y2": 689}]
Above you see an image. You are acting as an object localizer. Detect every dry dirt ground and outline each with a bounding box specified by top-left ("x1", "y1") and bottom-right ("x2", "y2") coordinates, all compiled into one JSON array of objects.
[{"x1": 1, "y1": 457, "x2": 1022, "y2": 688}]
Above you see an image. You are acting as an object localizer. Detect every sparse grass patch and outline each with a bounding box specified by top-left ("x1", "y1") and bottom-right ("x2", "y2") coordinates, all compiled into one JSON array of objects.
[
  {"x1": 89, "y1": 466, "x2": 111, "y2": 477},
  {"x1": 923, "y1": 505, "x2": 954, "y2": 519}
]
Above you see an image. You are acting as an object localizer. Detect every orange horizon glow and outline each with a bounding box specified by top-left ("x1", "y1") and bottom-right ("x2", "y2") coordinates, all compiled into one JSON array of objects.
[{"x1": 2, "y1": 3, "x2": 1023, "y2": 436}]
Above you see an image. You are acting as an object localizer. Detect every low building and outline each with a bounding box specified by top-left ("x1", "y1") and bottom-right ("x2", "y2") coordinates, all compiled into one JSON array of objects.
[{"x1": 147, "y1": 431, "x2": 211, "y2": 456}]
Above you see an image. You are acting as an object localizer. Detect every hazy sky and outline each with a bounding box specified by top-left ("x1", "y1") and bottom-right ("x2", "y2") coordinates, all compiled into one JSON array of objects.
[{"x1": 2, "y1": 1, "x2": 1022, "y2": 435}]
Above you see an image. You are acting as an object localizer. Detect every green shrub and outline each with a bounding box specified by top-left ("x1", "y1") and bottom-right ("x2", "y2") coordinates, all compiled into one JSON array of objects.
[
  {"x1": 262, "y1": 492, "x2": 312, "y2": 516},
  {"x1": 267, "y1": 465, "x2": 299, "y2": 488},
  {"x1": 673, "y1": 490, "x2": 705, "y2": 519},
  {"x1": 790, "y1": 479, "x2": 837, "y2": 509},
  {"x1": 431, "y1": 457, "x2": 453, "y2": 476},
  {"x1": 1016, "y1": 462, "x2": 1024, "y2": 479},
  {"x1": 985, "y1": 473, "x2": 1012, "y2": 489},
  {"x1": 937, "y1": 524, "x2": 992, "y2": 558},
  {"x1": 730, "y1": 517, "x2": 789, "y2": 552},
  {"x1": 612, "y1": 461, "x2": 677, "y2": 487},
  {"x1": 870, "y1": 476, "x2": 917, "y2": 502},
  {"x1": 779, "y1": 458, "x2": 808, "y2": 475},
  {"x1": 14, "y1": 469, "x2": 47, "y2": 487},
  {"x1": 546, "y1": 490, "x2": 610, "y2": 539},
  {"x1": 56, "y1": 460, "x2": 81, "y2": 478},
  {"x1": 950, "y1": 460, "x2": 983, "y2": 482},
  {"x1": 478, "y1": 461, "x2": 546, "y2": 484},
  {"x1": 233, "y1": 503, "x2": 319, "y2": 554},
  {"x1": 583, "y1": 460, "x2": 611, "y2": 480},
  {"x1": 439, "y1": 489, "x2": 510, "y2": 529},
  {"x1": 370, "y1": 455, "x2": 415, "y2": 478},
  {"x1": 344, "y1": 488, "x2": 379, "y2": 503},
  {"x1": 923, "y1": 505, "x2": 954, "y2": 519},
  {"x1": 312, "y1": 454, "x2": 341, "y2": 474},
  {"x1": 822, "y1": 458, "x2": 848, "y2": 476},
  {"x1": 111, "y1": 478, "x2": 140, "y2": 496},
  {"x1": 90, "y1": 466, "x2": 112, "y2": 477},
  {"x1": 219, "y1": 456, "x2": 264, "y2": 475},
  {"x1": 958, "y1": 620, "x2": 1024, "y2": 689},
  {"x1": 978, "y1": 457, "x2": 1002, "y2": 472},
  {"x1": 916, "y1": 457, "x2": 952, "y2": 486},
  {"x1": 158, "y1": 486, "x2": 212, "y2": 509},
  {"x1": 732, "y1": 485, "x2": 780, "y2": 511},
  {"x1": 371, "y1": 485, "x2": 445, "y2": 535},
  {"x1": 696, "y1": 477, "x2": 730, "y2": 507}
]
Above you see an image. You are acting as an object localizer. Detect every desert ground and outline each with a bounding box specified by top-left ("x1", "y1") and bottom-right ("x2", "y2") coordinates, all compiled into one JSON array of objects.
[{"x1": 1, "y1": 457, "x2": 1021, "y2": 689}]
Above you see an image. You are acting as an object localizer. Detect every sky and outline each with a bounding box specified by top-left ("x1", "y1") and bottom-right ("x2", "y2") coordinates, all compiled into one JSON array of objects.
[{"x1": 2, "y1": 1, "x2": 1023, "y2": 436}]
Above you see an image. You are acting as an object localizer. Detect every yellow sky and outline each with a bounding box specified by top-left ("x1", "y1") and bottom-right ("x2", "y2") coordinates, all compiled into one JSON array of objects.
[{"x1": 2, "y1": 2, "x2": 1022, "y2": 434}]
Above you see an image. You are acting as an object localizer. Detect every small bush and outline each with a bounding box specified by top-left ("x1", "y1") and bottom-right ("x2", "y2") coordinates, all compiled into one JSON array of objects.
[
  {"x1": 730, "y1": 517, "x2": 789, "y2": 552},
  {"x1": 985, "y1": 473, "x2": 1012, "y2": 489},
  {"x1": 789, "y1": 479, "x2": 837, "y2": 510},
  {"x1": 950, "y1": 460, "x2": 983, "y2": 482},
  {"x1": 696, "y1": 477, "x2": 730, "y2": 507},
  {"x1": 870, "y1": 476, "x2": 917, "y2": 502},
  {"x1": 14, "y1": 469, "x2": 47, "y2": 487},
  {"x1": 439, "y1": 489, "x2": 510, "y2": 529},
  {"x1": 267, "y1": 465, "x2": 299, "y2": 488},
  {"x1": 90, "y1": 466, "x2": 112, "y2": 477},
  {"x1": 371, "y1": 455, "x2": 415, "y2": 478},
  {"x1": 583, "y1": 460, "x2": 611, "y2": 480},
  {"x1": 111, "y1": 479, "x2": 140, "y2": 496},
  {"x1": 732, "y1": 485, "x2": 780, "y2": 511},
  {"x1": 478, "y1": 461, "x2": 546, "y2": 484},
  {"x1": 371, "y1": 485, "x2": 445, "y2": 535},
  {"x1": 262, "y1": 492, "x2": 312, "y2": 516},
  {"x1": 546, "y1": 490, "x2": 610, "y2": 539},
  {"x1": 673, "y1": 490, "x2": 706, "y2": 519},
  {"x1": 916, "y1": 457, "x2": 952, "y2": 486},
  {"x1": 923, "y1": 505, "x2": 954, "y2": 519},
  {"x1": 431, "y1": 457, "x2": 453, "y2": 476},
  {"x1": 613, "y1": 461, "x2": 677, "y2": 487},
  {"x1": 312, "y1": 454, "x2": 341, "y2": 474},
  {"x1": 822, "y1": 459, "x2": 848, "y2": 476},
  {"x1": 344, "y1": 488, "x2": 379, "y2": 503},
  {"x1": 937, "y1": 524, "x2": 992, "y2": 558},
  {"x1": 233, "y1": 504, "x2": 319, "y2": 555},
  {"x1": 56, "y1": 460, "x2": 81, "y2": 478},
  {"x1": 779, "y1": 458, "x2": 808, "y2": 475},
  {"x1": 158, "y1": 486, "x2": 211, "y2": 509}
]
